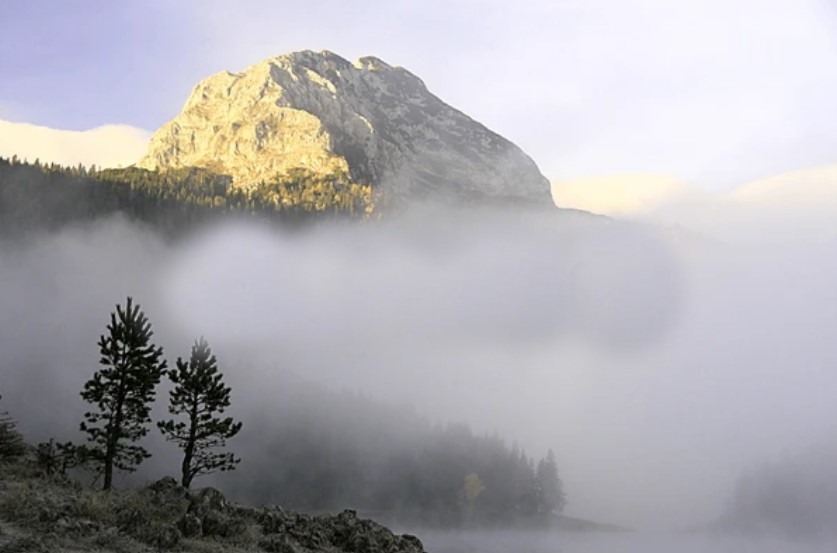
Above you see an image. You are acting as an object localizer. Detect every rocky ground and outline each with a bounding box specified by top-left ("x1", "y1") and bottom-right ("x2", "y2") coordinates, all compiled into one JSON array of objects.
[{"x1": 0, "y1": 460, "x2": 425, "y2": 553}]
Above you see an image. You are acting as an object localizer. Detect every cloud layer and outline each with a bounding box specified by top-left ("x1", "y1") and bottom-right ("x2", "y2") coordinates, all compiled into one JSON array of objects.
[
  {"x1": 0, "y1": 119, "x2": 150, "y2": 168},
  {"x1": 553, "y1": 165, "x2": 837, "y2": 244}
]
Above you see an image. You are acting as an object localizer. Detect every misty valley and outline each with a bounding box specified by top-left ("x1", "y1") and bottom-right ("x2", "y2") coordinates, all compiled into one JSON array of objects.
[
  {"x1": 1, "y1": 24, "x2": 837, "y2": 553},
  {"x1": 2, "y1": 154, "x2": 837, "y2": 553}
]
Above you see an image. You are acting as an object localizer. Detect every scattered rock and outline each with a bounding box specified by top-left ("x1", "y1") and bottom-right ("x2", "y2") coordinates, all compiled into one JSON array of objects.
[
  {"x1": 178, "y1": 512, "x2": 202, "y2": 538},
  {"x1": 181, "y1": 484, "x2": 245, "y2": 538},
  {"x1": 259, "y1": 506, "x2": 289, "y2": 534},
  {"x1": 259, "y1": 533, "x2": 306, "y2": 553},
  {"x1": 148, "y1": 523, "x2": 181, "y2": 550},
  {"x1": 55, "y1": 517, "x2": 99, "y2": 535},
  {"x1": 1, "y1": 474, "x2": 427, "y2": 552},
  {"x1": 401, "y1": 534, "x2": 424, "y2": 550},
  {"x1": 148, "y1": 476, "x2": 184, "y2": 497},
  {"x1": 258, "y1": 507, "x2": 424, "y2": 553},
  {"x1": 0, "y1": 536, "x2": 50, "y2": 553},
  {"x1": 188, "y1": 486, "x2": 228, "y2": 514},
  {"x1": 201, "y1": 509, "x2": 245, "y2": 538}
]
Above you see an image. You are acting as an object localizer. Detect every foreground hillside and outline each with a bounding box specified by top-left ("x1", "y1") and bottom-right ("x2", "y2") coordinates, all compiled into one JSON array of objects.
[{"x1": 0, "y1": 458, "x2": 424, "y2": 553}]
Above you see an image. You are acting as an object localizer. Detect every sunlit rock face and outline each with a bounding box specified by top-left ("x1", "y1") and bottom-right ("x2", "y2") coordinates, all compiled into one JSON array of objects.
[{"x1": 138, "y1": 50, "x2": 551, "y2": 205}]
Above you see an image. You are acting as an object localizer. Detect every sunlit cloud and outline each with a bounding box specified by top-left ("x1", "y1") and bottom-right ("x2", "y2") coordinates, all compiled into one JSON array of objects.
[
  {"x1": 0, "y1": 119, "x2": 150, "y2": 169},
  {"x1": 551, "y1": 174, "x2": 699, "y2": 216},
  {"x1": 553, "y1": 165, "x2": 837, "y2": 244}
]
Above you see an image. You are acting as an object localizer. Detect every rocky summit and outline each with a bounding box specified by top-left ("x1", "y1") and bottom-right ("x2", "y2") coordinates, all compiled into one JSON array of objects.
[{"x1": 138, "y1": 50, "x2": 551, "y2": 205}]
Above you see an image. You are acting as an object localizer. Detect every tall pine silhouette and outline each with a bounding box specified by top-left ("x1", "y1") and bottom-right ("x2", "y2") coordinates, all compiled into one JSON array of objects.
[
  {"x1": 536, "y1": 449, "x2": 566, "y2": 517},
  {"x1": 80, "y1": 297, "x2": 166, "y2": 490},
  {"x1": 158, "y1": 337, "x2": 242, "y2": 488}
]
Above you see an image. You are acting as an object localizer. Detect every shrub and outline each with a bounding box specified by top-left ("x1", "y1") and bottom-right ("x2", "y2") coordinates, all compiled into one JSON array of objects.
[{"x1": 0, "y1": 395, "x2": 26, "y2": 462}]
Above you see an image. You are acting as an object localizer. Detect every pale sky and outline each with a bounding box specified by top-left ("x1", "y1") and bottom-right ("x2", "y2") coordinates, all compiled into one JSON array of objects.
[{"x1": 2, "y1": 0, "x2": 836, "y2": 191}]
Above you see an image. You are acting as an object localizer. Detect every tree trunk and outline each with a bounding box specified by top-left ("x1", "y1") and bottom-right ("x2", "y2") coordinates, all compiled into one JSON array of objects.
[
  {"x1": 181, "y1": 447, "x2": 193, "y2": 488},
  {"x1": 103, "y1": 461, "x2": 113, "y2": 490},
  {"x1": 181, "y1": 401, "x2": 198, "y2": 488},
  {"x1": 104, "y1": 380, "x2": 126, "y2": 491},
  {"x1": 103, "y1": 429, "x2": 115, "y2": 490}
]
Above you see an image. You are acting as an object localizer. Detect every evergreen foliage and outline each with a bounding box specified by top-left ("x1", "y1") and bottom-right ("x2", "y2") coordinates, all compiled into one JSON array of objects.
[
  {"x1": 35, "y1": 440, "x2": 94, "y2": 479},
  {"x1": 158, "y1": 337, "x2": 242, "y2": 488},
  {"x1": 0, "y1": 156, "x2": 375, "y2": 237},
  {"x1": 232, "y1": 379, "x2": 566, "y2": 527},
  {"x1": 35, "y1": 439, "x2": 63, "y2": 477},
  {"x1": 0, "y1": 394, "x2": 26, "y2": 461},
  {"x1": 536, "y1": 449, "x2": 566, "y2": 517},
  {"x1": 79, "y1": 297, "x2": 167, "y2": 490}
]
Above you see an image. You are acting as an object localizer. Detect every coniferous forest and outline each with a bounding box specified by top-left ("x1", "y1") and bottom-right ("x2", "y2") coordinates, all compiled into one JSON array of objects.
[
  {"x1": 0, "y1": 156, "x2": 375, "y2": 237},
  {"x1": 229, "y1": 374, "x2": 567, "y2": 527}
]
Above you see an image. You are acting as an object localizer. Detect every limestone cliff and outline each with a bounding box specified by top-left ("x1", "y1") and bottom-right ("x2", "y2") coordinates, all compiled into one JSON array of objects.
[{"x1": 137, "y1": 50, "x2": 551, "y2": 205}]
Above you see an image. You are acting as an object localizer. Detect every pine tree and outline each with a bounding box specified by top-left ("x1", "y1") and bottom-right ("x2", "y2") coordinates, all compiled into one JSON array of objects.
[
  {"x1": 536, "y1": 449, "x2": 566, "y2": 518},
  {"x1": 80, "y1": 297, "x2": 167, "y2": 490},
  {"x1": 158, "y1": 337, "x2": 242, "y2": 488},
  {"x1": 0, "y1": 394, "x2": 26, "y2": 461},
  {"x1": 36, "y1": 440, "x2": 92, "y2": 478}
]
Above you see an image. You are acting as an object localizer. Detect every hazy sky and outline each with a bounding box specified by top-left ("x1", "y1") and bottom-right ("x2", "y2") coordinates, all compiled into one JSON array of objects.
[
  {"x1": 2, "y1": 0, "x2": 837, "y2": 189},
  {"x1": 3, "y1": 211, "x2": 836, "y2": 529}
]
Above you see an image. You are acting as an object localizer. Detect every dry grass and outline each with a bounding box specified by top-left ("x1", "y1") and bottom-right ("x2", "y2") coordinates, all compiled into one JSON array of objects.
[{"x1": 0, "y1": 459, "x2": 261, "y2": 552}]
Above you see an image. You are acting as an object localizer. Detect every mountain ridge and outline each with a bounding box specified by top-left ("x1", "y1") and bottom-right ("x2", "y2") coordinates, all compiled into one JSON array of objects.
[{"x1": 137, "y1": 49, "x2": 552, "y2": 206}]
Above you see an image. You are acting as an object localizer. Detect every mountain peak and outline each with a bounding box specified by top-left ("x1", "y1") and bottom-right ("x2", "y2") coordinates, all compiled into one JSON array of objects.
[
  {"x1": 354, "y1": 55, "x2": 393, "y2": 70},
  {"x1": 138, "y1": 50, "x2": 551, "y2": 205}
]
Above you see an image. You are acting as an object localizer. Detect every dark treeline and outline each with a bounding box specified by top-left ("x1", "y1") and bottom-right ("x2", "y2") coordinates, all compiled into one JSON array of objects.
[
  {"x1": 0, "y1": 156, "x2": 375, "y2": 237},
  {"x1": 228, "y1": 373, "x2": 566, "y2": 528},
  {"x1": 720, "y1": 451, "x2": 837, "y2": 538}
]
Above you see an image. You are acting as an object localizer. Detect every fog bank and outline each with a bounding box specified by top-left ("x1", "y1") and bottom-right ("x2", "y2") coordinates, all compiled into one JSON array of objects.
[{"x1": 1, "y1": 206, "x2": 835, "y2": 529}]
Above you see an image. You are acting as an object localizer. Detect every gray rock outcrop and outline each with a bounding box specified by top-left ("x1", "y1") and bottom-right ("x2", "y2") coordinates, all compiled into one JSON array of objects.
[{"x1": 138, "y1": 49, "x2": 551, "y2": 205}]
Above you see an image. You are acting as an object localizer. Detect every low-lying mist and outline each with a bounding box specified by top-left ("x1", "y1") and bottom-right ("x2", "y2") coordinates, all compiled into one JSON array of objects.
[
  {"x1": 1, "y1": 203, "x2": 836, "y2": 533},
  {"x1": 417, "y1": 528, "x2": 837, "y2": 553}
]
